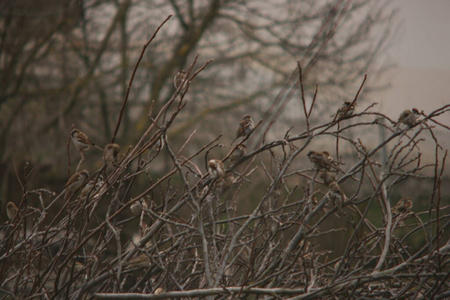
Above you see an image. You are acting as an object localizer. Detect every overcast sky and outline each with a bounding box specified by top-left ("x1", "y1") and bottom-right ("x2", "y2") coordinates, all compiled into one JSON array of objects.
[
  {"x1": 388, "y1": 0, "x2": 450, "y2": 70},
  {"x1": 378, "y1": 0, "x2": 450, "y2": 122},
  {"x1": 377, "y1": 0, "x2": 449, "y2": 150}
]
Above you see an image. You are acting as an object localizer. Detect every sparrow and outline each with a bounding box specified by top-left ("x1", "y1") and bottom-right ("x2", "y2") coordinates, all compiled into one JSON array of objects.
[
  {"x1": 174, "y1": 70, "x2": 187, "y2": 90},
  {"x1": 412, "y1": 108, "x2": 420, "y2": 115},
  {"x1": 394, "y1": 197, "x2": 413, "y2": 214},
  {"x1": 71, "y1": 128, "x2": 101, "y2": 153},
  {"x1": 65, "y1": 170, "x2": 89, "y2": 193},
  {"x1": 208, "y1": 159, "x2": 225, "y2": 179},
  {"x1": 6, "y1": 201, "x2": 18, "y2": 221},
  {"x1": 78, "y1": 175, "x2": 103, "y2": 200},
  {"x1": 103, "y1": 143, "x2": 120, "y2": 175},
  {"x1": 233, "y1": 114, "x2": 254, "y2": 143},
  {"x1": 328, "y1": 181, "x2": 346, "y2": 208},
  {"x1": 307, "y1": 151, "x2": 339, "y2": 171},
  {"x1": 130, "y1": 198, "x2": 148, "y2": 216},
  {"x1": 320, "y1": 171, "x2": 336, "y2": 186},
  {"x1": 213, "y1": 173, "x2": 235, "y2": 196},
  {"x1": 332, "y1": 101, "x2": 356, "y2": 120},
  {"x1": 154, "y1": 287, "x2": 167, "y2": 299},
  {"x1": 73, "y1": 261, "x2": 84, "y2": 272},
  {"x1": 397, "y1": 109, "x2": 419, "y2": 127},
  {"x1": 126, "y1": 253, "x2": 150, "y2": 269},
  {"x1": 329, "y1": 181, "x2": 345, "y2": 197},
  {"x1": 229, "y1": 144, "x2": 247, "y2": 165}
]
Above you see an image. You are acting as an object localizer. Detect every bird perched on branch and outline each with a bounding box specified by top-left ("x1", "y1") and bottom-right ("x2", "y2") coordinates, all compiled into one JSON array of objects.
[
  {"x1": 126, "y1": 253, "x2": 150, "y2": 270},
  {"x1": 230, "y1": 144, "x2": 247, "y2": 165},
  {"x1": 208, "y1": 159, "x2": 225, "y2": 179},
  {"x1": 73, "y1": 261, "x2": 84, "y2": 272},
  {"x1": 307, "y1": 151, "x2": 341, "y2": 172},
  {"x1": 320, "y1": 170, "x2": 336, "y2": 186},
  {"x1": 6, "y1": 201, "x2": 19, "y2": 221},
  {"x1": 397, "y1": 109, "x2": 419, "y2": 127},
  {"x1": 174, "y1": 70, "x2": 188, "y2": 90},
  {"x1": 213, "y1": 173, "x2": 235, "y2": 196},
  {"x1": 329, "y1": 181, "x2": 346, "y2": 199},
  {"x1": 332, "y1": 101, "x2": 356, "y2": 121},
  {"x1": 103, "y1": 143, "x2": 120, "y2": 176},
  {"x1": 393, "y1": 197, "x2": 413, "y2": 214},
  {"x1": 154, "y1": 287, "x2": 167, "y2": 300},
  {"x1": 65, "y1": 170, "x2": 89, "y2": 194},
  {"x1": 130, "y1": 198, "x2": 148, "y2": 216},
  {"x1": 78, "y1": 175, "x2": 103, "y2": 201},
  {"x1": 328, "y1": 181, "x2": 346, "y2": 208},
  {"x1": 71, "y1": 128, "x2": 102, "y2": 153},
  {"x1": 232, "y1": 114, "x2": 254, "y2": 144}
]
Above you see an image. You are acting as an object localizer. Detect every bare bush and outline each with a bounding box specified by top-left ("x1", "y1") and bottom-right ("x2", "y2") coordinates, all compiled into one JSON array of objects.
[{"x1": 1, "y1": 16, "x2": 449, "y2": 299}]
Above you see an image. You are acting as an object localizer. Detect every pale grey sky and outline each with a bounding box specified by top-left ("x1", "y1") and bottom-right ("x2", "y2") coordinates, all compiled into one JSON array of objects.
[
  {"x1": 389, "y1": 0, "x2": 450, "y2": 70},
  {"x1": 378, "y1": 0, "x2": 449, "y2": 152},
  {"x1": 379, "y1": 0, "x2": 450, "y2": 114}
]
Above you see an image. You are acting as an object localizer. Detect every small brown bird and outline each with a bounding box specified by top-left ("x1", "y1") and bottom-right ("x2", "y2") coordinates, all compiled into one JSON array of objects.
[
  {"x1": 6, "y1": 201, "x2": 18, "y2": 221},
  {"x1": 208, "y1": 159, "x2": 225, "y2": 179},
  {"x1": 103, "y1": 143, "x2": 120, "y2": 175},
  {"x1": 411, "y1": 108, "x2": 420, "y2": 115},
  {"x1": 328, "y1": 181, "x2": 346, "y2": 208},
  {"x1": 394, "y1": 197, "x2": 413, "y2": 214},
  {"x1": 230, "y1": 144, "x2": 247, "y2": 165},
  {"x1": 233, "y1": 114, "x2": 254, "y2": 143},
  {"x1": 78, "y1": 175, "x2": 103, "y2": 200},
  {"x1": 332, "y1": 101, "x2": 356, "y2": 120},
  {"x1": 127, "y1": 253, "x2": 150, "y2": 269},
  {"x1": 154, "y1": 287, "x2": 167, "y2": 299},
  {"x1": 66, "y1": 170, "x2": 89, "y2": 193},
  {"x1": 213, "y1": 173, "x2": 235, "y2": 196},
  {"x1": 130, "y1": 198, "x2": 148, "y2": 216},
  {"x1": 397, "y1": 109, "x2": 418, "y2": 127},
  {"x1": 73, "y1": 261, "x2": 84, "y2": 272},
  {"x1": 307, "y1": 151, "x2": 339, "y2": 171},
  {"x1": 174, "y1": 70, "x2": 187, "y2": 90},
  {"x1": 320, "y1": 171, "x2": 336, "y2": 186},
  {"x1": 71, "y1": 128, "x2": 101, "y2": 153},
  {"x1": 329, "y1": 181, "x2": 345, "y2": 197}
]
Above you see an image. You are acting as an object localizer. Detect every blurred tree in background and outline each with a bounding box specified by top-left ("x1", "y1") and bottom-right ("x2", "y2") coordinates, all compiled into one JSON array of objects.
[{"x1": 1, "y1": 0, "x2": 394, "y2": 195}]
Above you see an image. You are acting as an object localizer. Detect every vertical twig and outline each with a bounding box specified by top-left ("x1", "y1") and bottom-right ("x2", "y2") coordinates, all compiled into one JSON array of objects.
[
  {"x1": 308, "y1": 83, "x2": 319, "y2": 118},
  {"x1": 297, "y1": 62, "x2": 309, "y2": 133},
  {"x1": 111, "y1": 15, "x2": 172, "y2": 143}
]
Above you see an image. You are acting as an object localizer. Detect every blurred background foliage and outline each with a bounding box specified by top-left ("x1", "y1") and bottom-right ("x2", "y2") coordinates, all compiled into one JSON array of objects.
[{"x1": 1, "y1": 0, "x2": 393, "y2": 194}]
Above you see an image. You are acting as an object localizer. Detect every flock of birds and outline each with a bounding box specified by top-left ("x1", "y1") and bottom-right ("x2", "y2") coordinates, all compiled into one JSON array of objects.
[
  {"x1": 203, "y1": 101, "x2": 420, "y2": 203},
  {"x1": 5, "y1": 84, "x2": 421, "y2": 221},
  {"x1": 0, "y1": 72, "x2": 424, "y2": 300}
]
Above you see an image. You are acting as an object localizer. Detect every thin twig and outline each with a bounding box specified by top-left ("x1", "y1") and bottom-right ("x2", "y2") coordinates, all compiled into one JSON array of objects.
[{"x1": 111, "y1": 15, "x2": 172, "y2": 143}]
